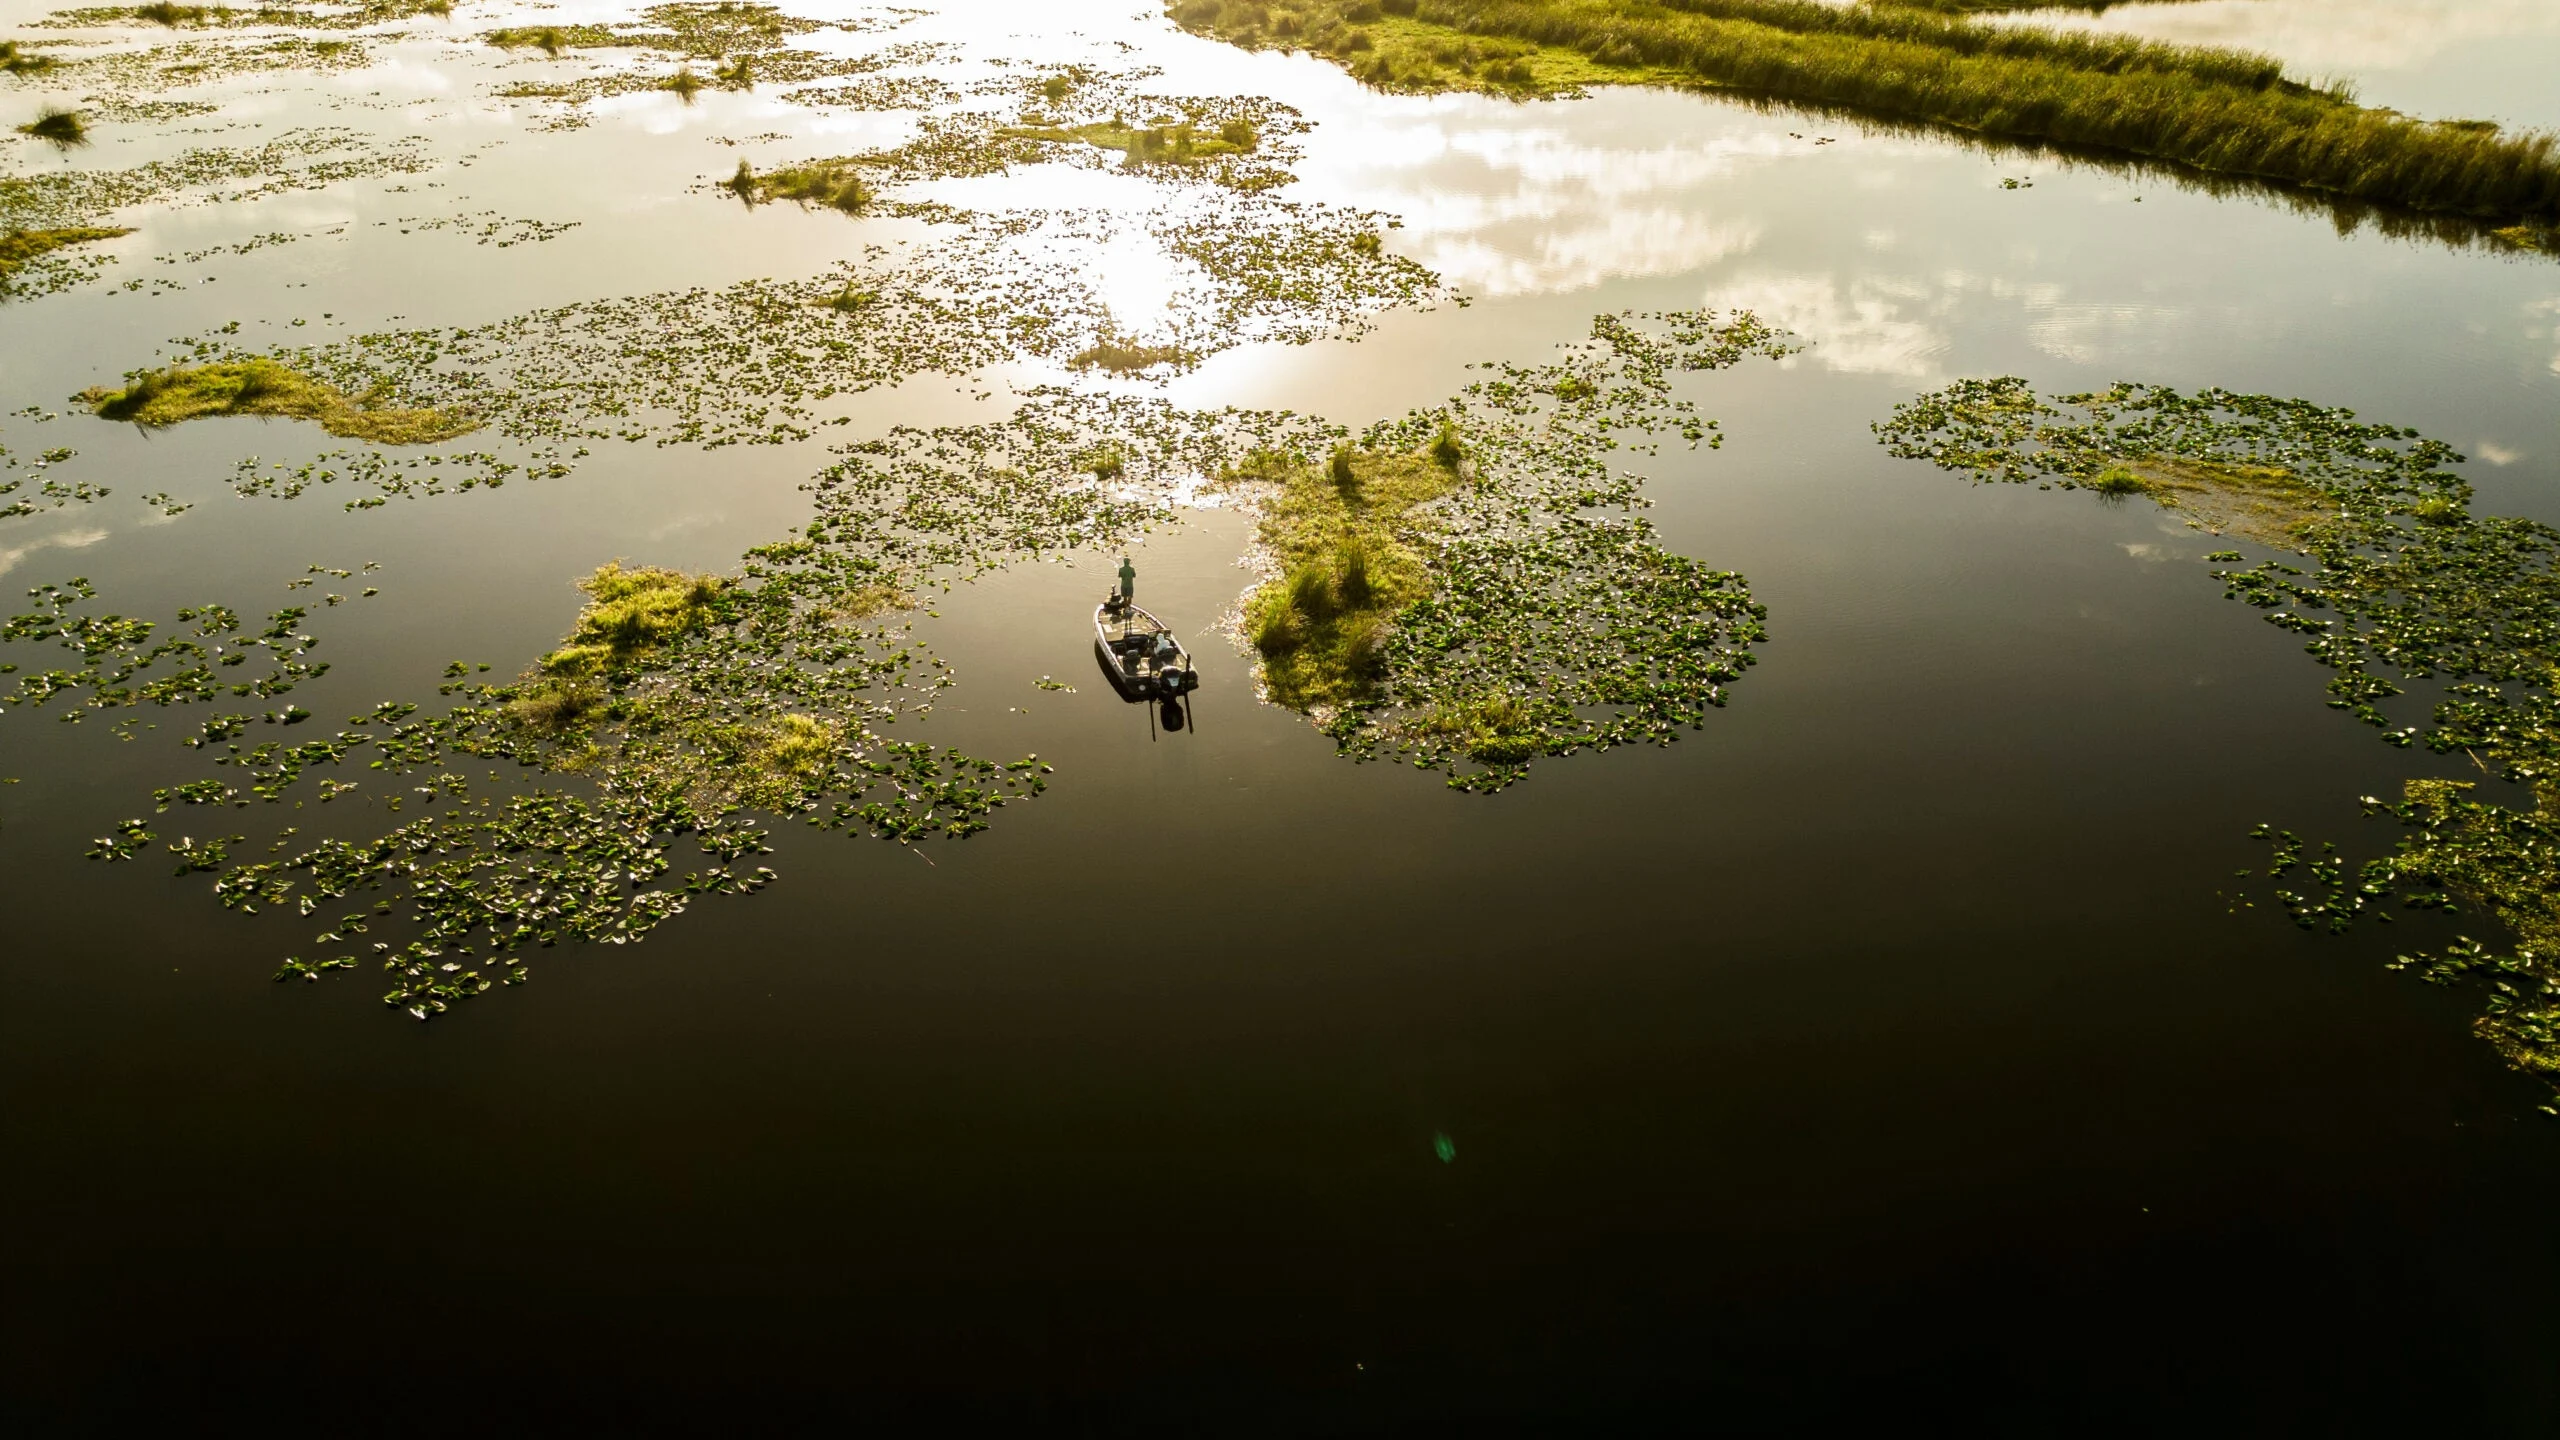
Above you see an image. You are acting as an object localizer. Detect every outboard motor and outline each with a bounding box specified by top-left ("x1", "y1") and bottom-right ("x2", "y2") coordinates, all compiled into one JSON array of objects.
[{"x1": 1159, "y1": 698, "x2": 1186, "y2": 732}]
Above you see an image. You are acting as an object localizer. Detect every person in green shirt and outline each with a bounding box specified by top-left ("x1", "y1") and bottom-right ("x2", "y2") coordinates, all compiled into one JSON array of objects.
[{"x1": 1117, "y1": 556, "x2": 1136, "y2": 602}]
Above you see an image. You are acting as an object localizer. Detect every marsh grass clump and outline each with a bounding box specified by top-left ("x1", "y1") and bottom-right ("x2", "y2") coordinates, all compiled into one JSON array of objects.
[
  {"x1": 1416, "y1": 691, "x2": 1542, "y2": 766},
  {"x1": 486, "y1": 25, "x2": 569, "y2": 55},
  {"x1": 1237, "y1": 444, "x2": 1456, "y2": 708},
  {"x1": 1068, "y1": 338, "x2": 1196, "y2": 375},
  {"x1": 660, "y1": 67, "x2": 704, "y2": 101},
  {"x1": 2086, "y1": 464, "x2": 2146, "y2": 495},
  {"x1": 994, "y1": 106, "x2": 1279, "y2": 188},
  {"x1": 0, "y1": 225, "x2": 128, "y2": 279},
  {"x1": 18, "y1": 106, "x2": 87, "y2": 147},
  {"x1": 538, "y1": 563, "x2": 726, "y2": 678},
  {"x1": 748, "y1": 159, "x2": 870, "y2": 213},
  {"x1": 1430, "y1": 420, "x2": 1464, "y2": 469},
  {"x1": 133, "y1": 1, "x2": 213, "y2": 25},
  {"x1": 714, "y1": 53, "x2": 754, "y2": 89},
  {"x1": 505, "y1": 676, "x2": 602, "y2": 732},
  {"x1": 823, "y1": 282, "x2": 874, "y2": 312},
  {"x1": 1171, "y1": 0, "x2": 2560, "y2": 227},
  {"x1": 83, "y1": 359, "x2": 477, "y2": 445},
  {"x1": 1077, "y1": 443, "x2": 1126, "y2": 480}
]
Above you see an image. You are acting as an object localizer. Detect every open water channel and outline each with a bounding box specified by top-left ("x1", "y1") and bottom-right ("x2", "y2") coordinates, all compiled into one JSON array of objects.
[{"x1": 5, "y1": 0, "x2": 2560, "y2": 1428}]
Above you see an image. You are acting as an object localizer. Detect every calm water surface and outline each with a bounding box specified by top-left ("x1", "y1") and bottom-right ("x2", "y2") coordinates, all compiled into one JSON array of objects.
[{"x1": 6, "y1": 0, "x2": 2560, "y2": 1429}]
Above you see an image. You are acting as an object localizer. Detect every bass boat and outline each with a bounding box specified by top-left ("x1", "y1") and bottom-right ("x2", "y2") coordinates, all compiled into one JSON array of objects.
[{"x1": 1094, "y1": 593, "x2": 1200, "y2": 701}]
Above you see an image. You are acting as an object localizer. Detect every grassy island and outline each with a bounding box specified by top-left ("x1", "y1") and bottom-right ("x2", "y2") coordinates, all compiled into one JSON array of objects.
[
  {"x1": 82, "y1": 358, "x2": 478, "y2": 444},
  {"x1": 1168, "y1": 0, "x2": 2560, "y2": 228},
  {"x1": 1238, "y1": 442, "x2": 1461, "y2": 709}
]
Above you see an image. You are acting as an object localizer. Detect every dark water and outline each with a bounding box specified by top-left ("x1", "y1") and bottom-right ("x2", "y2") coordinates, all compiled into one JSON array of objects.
[{"x1": 8, "y1": 1, "x2": 2560, "y2": 1430}]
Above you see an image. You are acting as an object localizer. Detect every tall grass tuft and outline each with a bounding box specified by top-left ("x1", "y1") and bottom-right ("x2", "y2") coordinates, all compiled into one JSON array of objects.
[
  {"x1": 1287, "y1": 562, "x2": 1337, "y2": 621},
  {"x1": 756, "y1": 160, "x2": 868, "y2": 213},
  {"x1": 132, "y1": 2, "x2": 211, "y2": 26},
  {"x1": 17, "y1": 106, "x2": 87, "y2": 146},
  {"x1": 486, "y1": 25, "x2": 567, "y2": 55},
  {"x1": 1430, "y1": 420, "x2": 1464, "y2": 469}
]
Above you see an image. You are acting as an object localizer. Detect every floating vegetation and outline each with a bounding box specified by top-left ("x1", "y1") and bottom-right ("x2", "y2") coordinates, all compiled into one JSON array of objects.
[
  {"x1": 379, "y1": 211, "x2": 578, "y2": 248},
  {"x1": 1874, "y1": 377, "x2": 2359, "y2": 549},
  {"x1": 151, "y1": 536, "x2": 1050, "y2": 1019},
  {"x1": 1257, "y1": 310, "x2": 1792, "y2": 790},
  {"x1": 97, "y1": 300, "x2": 1784, "y2": 1014},
  {"x1": 3, "y1": 577, "x2": 330, "y2": 718},
  {"x1": 81, "y1": 358, "x2": 478, "y2": 445},
  {"x1": 1171, "y1": 0, "x2": 2560, "y2": 230},
  {"x1": 0, "y1": 431, "x2": 105, "y2": 520},
  {"x1": 1876, "y1": 377, "x2": 2560, "y2": 1108},
  {"x1": 474, "y1": 5, "x2": 930, "y2": 123},
  {"x1": 158, "y1": 192, "x2": 1438, "y2": 454},
  {"x1": 0, "y1": 128, "x2": 433, "y2": 302},
  {"x1": 222, "y1": 446, "x2": 575, "y2": 509}
]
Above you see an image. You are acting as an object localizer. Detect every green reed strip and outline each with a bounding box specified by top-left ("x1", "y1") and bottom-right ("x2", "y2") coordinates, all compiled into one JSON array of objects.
[
  {"x1": 1470, "y1": 0, "x2": 2557, "y2": 219},
  {"x1": 1197, "y1": 0, "x2": 2560, "y2": 224}
]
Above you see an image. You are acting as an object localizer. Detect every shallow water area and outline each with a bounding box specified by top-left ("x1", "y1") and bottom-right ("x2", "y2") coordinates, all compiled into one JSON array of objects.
[{"x1": 8, "y1": 0, "x2": 2560, "y2": 1429}]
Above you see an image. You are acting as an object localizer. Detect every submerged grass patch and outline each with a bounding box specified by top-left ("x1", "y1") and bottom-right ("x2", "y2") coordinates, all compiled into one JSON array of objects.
[
  {"x1": 82, "y1": 358, "x2": 477, "y2": 444},
  {"x1": 1172, "y1": 0, "x2": 2560, "y2": 228},
  {"x1": 0, "y1": 225, "x2": 127, "y2": 280},
  {"x1": 1881, "y1": 377, "x2": 2560, "y2": 1109},
  {"x1": 1067, "y1": 338, "x2": 1196, "y2": 374},
  {"x1": 1875, "y1": 378, "x2": 2345, "y2": 549},
  {"x1": 1, "y1": 40, "x2": 59, "y2": 74}
]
